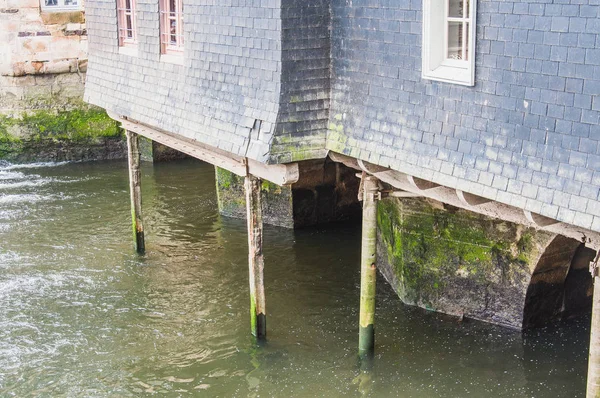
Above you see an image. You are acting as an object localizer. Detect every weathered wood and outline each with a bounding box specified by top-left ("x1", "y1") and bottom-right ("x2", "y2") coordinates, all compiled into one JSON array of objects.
[
  {"x1": 588, "y1": 273, "x2": 600, "y2": 397},
  {"x1": 245, "y1": 175, "x2": 266, "y2": 339},
  {"x1": 359, "y1": 175, "x2": 379, "y2": 356},
  {"x1": 126, "y1": 130, "x2": 145, "y2": 254},
  {"x1": 110, "y1": 112, "x2": 299, "y2": 185}
]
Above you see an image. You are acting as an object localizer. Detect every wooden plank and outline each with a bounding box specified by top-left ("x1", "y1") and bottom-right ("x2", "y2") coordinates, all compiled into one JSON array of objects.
[{"x1": 110, "y1": 113, "x2": 299, "y2": 185}]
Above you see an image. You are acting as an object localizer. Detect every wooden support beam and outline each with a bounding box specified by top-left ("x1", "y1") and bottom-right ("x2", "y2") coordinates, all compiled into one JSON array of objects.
[
  {"x1": 109, "y1": 112, "x2": 299, "y2": 186},
  {"x1": 245, "y1": 175, "x2": 267, "y2": 339},
  {"x1": 359, "y1": 174, "x2": 379, "y2": 357},
  {"x1": 126, "y1": 131, "x2": 145, "y2": 254},
  {"x1": 456, "y1": 190, "x2": 492, "y2": 206},
  {"x1": 588, "y1": 268, "x2": 600, "y2": 397},
  {"x1": 524, "y1": 210, "x2": 560, "y2": 227},
  {"x1": 407, "y1": 175, "x2": 440, "y2": 190}
]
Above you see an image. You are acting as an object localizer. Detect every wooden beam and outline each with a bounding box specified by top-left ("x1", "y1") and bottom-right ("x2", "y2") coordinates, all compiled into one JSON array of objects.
[
  {"x1": 109, "y1": 113, "x2": 299, "y2": 186},
  {"x1": 456, "y1": 190, "x2": 492, "y2": 206},
  {"x1": 358, "y1": 159, "x2": 389, "y2": 174},
  {"x1": 245, "y1": 175, "x2": 266, "y2": 339},
  {"x1": 524, "y1": 210, "x2": 560, "y2": 227},
  {"x1": 407, "y1": 175, "x2": 440, "y2": 190},
  {"x1": 359, "y1": 175, "x2": 379, "y2": 357},
  {"x1": 126, "y1": 131, "x2": 145, "y2": 254}
]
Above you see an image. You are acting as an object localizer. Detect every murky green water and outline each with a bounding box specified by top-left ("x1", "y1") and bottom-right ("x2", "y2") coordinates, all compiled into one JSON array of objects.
[{"x1": 0, "y1": 159, "x2": 590, "y2": 397}]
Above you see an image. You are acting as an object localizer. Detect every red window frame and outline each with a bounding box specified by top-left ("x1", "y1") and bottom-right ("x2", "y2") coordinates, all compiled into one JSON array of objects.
[
  {"x1": 117, "y1": 0, "x2": 137, "y2": 47},
  {"x1": 159, "y1": 0, "x2": 184, "y2": 54}
]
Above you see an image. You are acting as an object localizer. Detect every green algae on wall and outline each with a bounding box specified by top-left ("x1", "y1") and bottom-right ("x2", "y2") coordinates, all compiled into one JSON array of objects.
[
  {"x1": 376, "y1": 197, "x2": 554, "y2": 328},
  {"x1": 215, "y1": 167, "x2": 294, "y2": 229},
  {"x1": 0, "y1": 105, "x2": 123, "y2": 162}
]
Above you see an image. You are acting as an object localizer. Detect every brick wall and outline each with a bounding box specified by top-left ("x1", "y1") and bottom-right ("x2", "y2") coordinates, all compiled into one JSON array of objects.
[{"x1": 328, "y1": 0, "x2": 600, "y2": 232}]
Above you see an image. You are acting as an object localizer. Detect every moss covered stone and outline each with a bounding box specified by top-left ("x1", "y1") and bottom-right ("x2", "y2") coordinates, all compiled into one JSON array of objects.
[
  {"x1": 0, "y1": 104, "x2": 124, "y2": 162},
  {"x1": 376, "y1": 197, "x2": 558, "y2": 328}
]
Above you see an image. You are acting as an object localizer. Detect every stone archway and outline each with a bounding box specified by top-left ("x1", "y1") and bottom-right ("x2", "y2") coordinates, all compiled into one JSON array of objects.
[{"x1": 523, "y1": 236, "x2": 595, "y2": 328}]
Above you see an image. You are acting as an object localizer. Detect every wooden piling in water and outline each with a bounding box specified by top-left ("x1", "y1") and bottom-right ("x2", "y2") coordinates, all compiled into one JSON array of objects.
[
  {"x1": 126, "y1": 130, "x2": 145, "y2": 254},
  {"x1": 588, "y1": 264, "x2": 600, "y2": 397},
  {"x1": 359, "y1": 175, "x2": 379, "y2": 357},
  {"x1": 245, "y1": 175, "x2": 266, "y2": 339}
]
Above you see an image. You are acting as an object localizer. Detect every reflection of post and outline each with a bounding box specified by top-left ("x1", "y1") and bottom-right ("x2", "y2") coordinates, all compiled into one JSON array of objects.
[
  {"x1": 245, "y1": 175, "x2": 266, "y2": 339},
  {"x1": 359, "y1": 175, "x2": 379, "y2": 357},
  {"x1": 588, "y1": 256, "x2": 600, "y2": 397},
  {"x1": 126, "y1": 130, "x2": 145, "y2": 254}
]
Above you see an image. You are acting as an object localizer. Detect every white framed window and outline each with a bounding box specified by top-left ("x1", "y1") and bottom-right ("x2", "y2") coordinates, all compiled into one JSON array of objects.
[
  {"x1": 41, "y1": 0, "x2": 81, "y2": 11},
  {"x1": 422, "y1": 0, "x2": 476, "y2": 86},
  {"x1": 159, "y1": 0, "x2": 184, "y2": 55},
  {"x1": 117, "y1": 0, "x2": 137, "y2": 48}
]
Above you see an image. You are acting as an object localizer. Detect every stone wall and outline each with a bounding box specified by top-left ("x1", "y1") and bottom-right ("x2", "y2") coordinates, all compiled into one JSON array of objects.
[
  {"x1": 215, "y1": 160, "x2": 361, "y2": 228},
  {"x1": 0, "y1": 1, "x2": 124, "y2": 162},
  {"x1": 376, "y1": 196, "x2": 593, "y2": 329}
]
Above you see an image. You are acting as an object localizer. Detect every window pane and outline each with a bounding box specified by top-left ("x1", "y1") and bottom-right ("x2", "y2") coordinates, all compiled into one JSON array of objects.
[
  {"x1": 447, "y1": 21, "x2": 463, "y2": 60},
  {"x1": 170, "y1": 20, "x2": 177, "y2": 44},
  {"x1": 45, "y1": 0, "x2": 58, "y2": 6},
  {"x1": 448, "y1": 0, "x2": 462, "y2": 18},
  {"x1": 170, "y1": 0, "x2": 176, "y2": 14},
  {"x1": 464, "y1": 22, "x2": 469, "y2": 61},
  {"x1": 465, "y1": 0, "x2": 470, "y2": 18},
  {"x1": 65, "y1": 0, "x2": 78, "y2": 5},
  {"x1": 125, "y1": 0, "x2": 131, "y2": 9},
  {"x1": 126, "y1": 15, "x2": 133, "y2": 38}
]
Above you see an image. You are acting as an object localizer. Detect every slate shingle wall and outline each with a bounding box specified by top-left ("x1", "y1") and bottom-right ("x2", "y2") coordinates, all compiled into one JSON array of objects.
[
  {"x1": 270, "y1": 0, "x2": 331, "y2": 163},
  {"x1": 328, "y1": 0, "x2": 600, "y2": 232},
  {"x1": 85, "y1": 0, "x2": 283, "y2": 162}
]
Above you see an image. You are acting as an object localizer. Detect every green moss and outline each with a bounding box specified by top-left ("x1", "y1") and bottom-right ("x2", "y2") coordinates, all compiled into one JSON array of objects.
[
  {"x1": 0, "y1": 105, "x2": 121, "y2": 160},
  {"x1": 377, "y1": 198, "x2": 537, "y2": 308}
]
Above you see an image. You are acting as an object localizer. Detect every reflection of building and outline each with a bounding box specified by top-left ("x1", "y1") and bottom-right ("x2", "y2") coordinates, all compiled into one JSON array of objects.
[{"x1": 84, "y1": 0, "x2": 600, "y2": 392}]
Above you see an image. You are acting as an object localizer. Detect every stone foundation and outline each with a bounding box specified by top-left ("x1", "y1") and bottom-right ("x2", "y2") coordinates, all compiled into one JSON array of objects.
[
  {"x1": 215, "y1": 160, "x2": 361, "y2": 228},
  {"x1": 376, "y1": 196, "x2": 593, "y2": 329},
  {"x1": 0, "y1": 4, "x2": 125, "y2": 163},
  {"x1": 0, "y1": 74, "x2": 123, "y2": 163},
  {"x1": 139, "y1": 138, "x2": 188, "y2": 163}
]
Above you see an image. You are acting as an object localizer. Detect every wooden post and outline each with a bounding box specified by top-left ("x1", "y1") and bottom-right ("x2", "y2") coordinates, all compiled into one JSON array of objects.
[
  {"x1": 359, "y1": 175, "x2": 379, "y2": 357},
  {"x1": 245, "y1": 175, "x2": 266, "y2": 339},
  {"x1": 126, "y1": 130, "x2": 145, "y2": 254},
  {"x1": 588, "y1": 260, "x2": 600, "y2": 397}
]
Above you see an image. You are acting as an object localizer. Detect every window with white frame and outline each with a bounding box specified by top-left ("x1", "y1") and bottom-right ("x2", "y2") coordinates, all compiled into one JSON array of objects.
[
  {"x1": 422, "y1": 0, "x2": 476, "y2": 86},
  {"x1": 117, "y1": 0, "x2": 137, "y2": 47},
  {"x1": 41, "y1": 0, "x2": 81, "y2": 11},
  {"x1": 159, "y1": 0, "x2": 184, "y2": 55}
]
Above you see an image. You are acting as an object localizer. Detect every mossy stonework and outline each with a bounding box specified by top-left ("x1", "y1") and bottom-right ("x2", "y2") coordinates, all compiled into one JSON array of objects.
[
  {"x1": 375, "y1": 197, "x2": 582, "y2": 329},
  {"x1": 0, "y1": 103, "x2": 123, "y2": 163},
  {"x1": 215, "y1": 167, "x2": 295, "y2": 229},
  {"x1": 215, "y1": 161, "x2": 361, "y2": 229}
]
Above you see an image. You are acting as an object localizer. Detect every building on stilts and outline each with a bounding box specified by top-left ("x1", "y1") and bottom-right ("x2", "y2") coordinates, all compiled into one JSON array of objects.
[{"x1": 83, "y1": 0, "x2": 600, "y2": 395}]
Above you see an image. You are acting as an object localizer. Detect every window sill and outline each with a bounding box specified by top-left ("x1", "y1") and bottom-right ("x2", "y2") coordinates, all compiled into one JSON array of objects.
[
  {"x1": 422, "y1": 64, "x2": 474, "y2": 86},
  {"x1": 160, "y1": 53, "x2": 184, "y2": 65},
  {"x1": 118, "y1": 46, "x2": 138, "y2": 57}
]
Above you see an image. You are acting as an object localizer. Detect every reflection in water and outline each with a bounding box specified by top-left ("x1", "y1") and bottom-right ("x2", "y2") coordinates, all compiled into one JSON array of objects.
[{"x1": 0, "y1": 159, "x2": 589, "y2": 397}]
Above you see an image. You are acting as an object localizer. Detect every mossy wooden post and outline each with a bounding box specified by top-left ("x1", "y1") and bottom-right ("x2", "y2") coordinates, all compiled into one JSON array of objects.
[
  {"x1": 359, "y1": 175, "x2": 379, "y2": 357},
  {"x1": 588, "y1": 261, "x2": 600, "y2": 397},
  {"x1": 245, "y1": 175, "x2": 266, "y2": 339},
  {"x1": 126, "y1": 130, "x2": 145, "y2": 254}
]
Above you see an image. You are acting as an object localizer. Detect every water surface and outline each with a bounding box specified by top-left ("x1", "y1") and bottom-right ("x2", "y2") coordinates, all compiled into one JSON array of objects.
[{"x1": 0, "y1": 159, "x2": 590, "y2": 397}]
